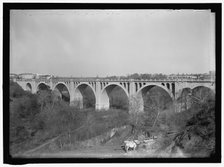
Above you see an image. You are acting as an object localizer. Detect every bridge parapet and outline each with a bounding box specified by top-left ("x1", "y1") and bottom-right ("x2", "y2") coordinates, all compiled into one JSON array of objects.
[
  {"x1": 14, "y1": 77, "x2": 215, "y2": 83},
  {"x1": 14, "y1": 78, "x2": 34, "y2": 82},
  {"x1": 36, "y1": 78, "x2": 51, "y2": 83}
]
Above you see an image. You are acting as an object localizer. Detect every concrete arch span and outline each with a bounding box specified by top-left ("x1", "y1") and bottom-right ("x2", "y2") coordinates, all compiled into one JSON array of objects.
[
  {"x1": 37, "y1": 82, "x2": 51, "y2": 92},
  {"x1": 191, "y1": 86, "x2": 215, "y2": 102},
  {"x1": 99, "y1": 83, "x2": 129, "y2": 110},
  {"x1": 137, "y1": 83, "x2": 174, "y2": 100},
  {"x1": 26, "y1": 83, "x2": 32, "y2": 92},
  {"x1": 72, "y1": 83, "x2": 96, "y2": 109},
  {"x1": 134, "y1": 84, "x2": 174, "y2": 112},
  {"x1": 177, "y1": 87, "x2": 192, "y2": 100},
  {"x1": 176, "y1": 86, "x2": 215, "y2": 112},
  {"x1": 53, "y1": 82, "x2": 70, "y2": 103},
  {"x1": 178, "y1": 86, "x2": 215, "y2": 101}
]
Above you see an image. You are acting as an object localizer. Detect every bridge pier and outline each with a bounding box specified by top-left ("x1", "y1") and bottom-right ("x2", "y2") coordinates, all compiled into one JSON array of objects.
[
  {"x1": 95, "y1": 103, "x2": 110, "y2": 110},
  {"x1": 95, "y1": 81, "x2": 112, "y2": 110},
  {"x1": 128, "y1": 82, "x2": 144, "y2": 113}
]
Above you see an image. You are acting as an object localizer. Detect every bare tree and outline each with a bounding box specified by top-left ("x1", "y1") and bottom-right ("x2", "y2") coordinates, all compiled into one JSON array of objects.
[
  {"x1": 37, "y1": 90, "x2": 52, "y2": 112},
  {"x1": 129, "y1": 95, "x2": 144, "y2": 136},
  {"x1": 51, "y1": 89, "x2": 62, "y2": 109}
]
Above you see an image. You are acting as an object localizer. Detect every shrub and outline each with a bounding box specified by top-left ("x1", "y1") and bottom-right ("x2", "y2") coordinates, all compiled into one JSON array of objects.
[
  {"x1": 10, "y1": 94, "x2": 41, "y2": 150},
  {"x1": 173, "y1": 99, "x2": 216, "y2": 157},
  {"x1": 73, "y1": 109, "x2": 129, "y2": 141},
  {"x1": 10, "y1": 81, "x2": 27, "y2": 98}
]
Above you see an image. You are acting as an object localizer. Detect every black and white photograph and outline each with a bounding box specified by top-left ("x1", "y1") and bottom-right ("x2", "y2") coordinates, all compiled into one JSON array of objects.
[{"x1": 4, "y1": 3, "x2": 221, "y2": 164}]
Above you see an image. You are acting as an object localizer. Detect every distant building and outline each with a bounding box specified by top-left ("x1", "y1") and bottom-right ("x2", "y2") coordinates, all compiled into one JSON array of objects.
[
  {"x1": 10, "y1": 73, "x2": 18, "y2": 80},
  {"x1": 18, "y1": 73, "x2": 35, "y2": 79},
  {"x1": 36, "y1": 74, "x2": 53, "y2": 79}
]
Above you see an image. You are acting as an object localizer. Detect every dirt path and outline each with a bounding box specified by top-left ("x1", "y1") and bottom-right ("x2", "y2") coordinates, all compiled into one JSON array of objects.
[{"x1": 22, "y1": 144, "x2": 158, "y2": 158}]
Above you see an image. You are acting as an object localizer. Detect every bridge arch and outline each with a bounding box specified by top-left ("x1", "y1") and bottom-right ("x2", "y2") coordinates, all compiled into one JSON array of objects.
[
  {"x1": 101, "y1": 83, "x2": 129, "y2": 97},
  {"x1": 176, "y1": 86, "x2": 215, "y2": 111},
  {"x1": 191, "y1": 85, "x2": 214, "y2": 93},
  {"x1": 191, "y1": 86, "x2": 215, "y2": 102},
  {"x1": 72, "y1": 83, "x2": 96, "y2": 109},
  {"x1": 135, "y1": 83, "x2": 174, "y2": 112},
  {"x1": 75, "y1": 82, "x2": 96, "y2": 96},
  {"x1": 177, "y1": 87, "x2": 192, "y2": 98},
  {"x1": 53, "y1": 82, "x2": 71, "y2": 103},
  {"x1": 137, "y1": 83, "x2": 174, "y2": 100},
  {"x1": 26, "y1": 83, "x2": 32, "y2": 92},
  {"x1": 37, "y1": 82, "x2": 50, "y2": 92},
  {"x1": 53, "y1": 82, "x2": 70, "y2": 94},
  {"x1": 99, "y1": 83, "x2": 129, "y2": 110}
]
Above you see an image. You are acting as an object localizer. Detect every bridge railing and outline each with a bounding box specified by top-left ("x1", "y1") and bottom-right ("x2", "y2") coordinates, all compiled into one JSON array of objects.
[
  {"x1": 14, "y1": 77, "x2": 215, "y2": 83},
  {"x1": 14, "y1": 78, "x2": 34, "y2": 82}
]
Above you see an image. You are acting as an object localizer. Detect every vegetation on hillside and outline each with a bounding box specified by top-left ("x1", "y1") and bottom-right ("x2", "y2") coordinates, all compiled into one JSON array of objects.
[
  {"x1": 125, "y1": 84, "x2": 216, "y2": 157},
  {"x1": 10, "y1": 81, "x2": 29, "y2": 98},
  {"x1": 9, "y1": 81, "x2": 216, "y2": 157},
  {"x1": 9, "y1": 81, "x2": 129, "y2": 155},
  {"x1": 173, "y1": 98, "x2": 216, "y2": 157}
]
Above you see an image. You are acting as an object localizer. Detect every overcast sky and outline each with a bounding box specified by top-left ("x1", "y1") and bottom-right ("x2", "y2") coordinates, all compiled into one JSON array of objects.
[{"x1": 10, "y1": 10, "x2": 215, "y2": 77}]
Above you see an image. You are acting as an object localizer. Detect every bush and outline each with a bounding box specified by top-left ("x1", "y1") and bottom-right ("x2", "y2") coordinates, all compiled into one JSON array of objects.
[
  {"x1": 74, "y1": 109, "x2": 129, "y2": 141},
  {"x1": 10, "y1": 81, "x2": 27, "y2": 98},
  {"x1": 37, "y1": 102, "x2": 77, "y2": 136},
  {"x1": 10, "y1": 94, "x2": 41, "y2": 151},
  {"x1": 173, "y1": 99, "x2": 216, "y2": 157}
]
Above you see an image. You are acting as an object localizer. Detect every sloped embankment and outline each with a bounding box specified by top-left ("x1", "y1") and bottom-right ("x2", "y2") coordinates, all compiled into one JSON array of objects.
[
  {"x1": 19, "y1": 109, "x2": 130, "y2": 157},
  {"x1": 20, "y1": 125, "x2": 132, "y2": 157},
  {"x1": 157, "y1": 100, "x2": 216, "y2": 158},
  {"x1": 173, "y1": 102, "x2": 215, "y2": 157}
]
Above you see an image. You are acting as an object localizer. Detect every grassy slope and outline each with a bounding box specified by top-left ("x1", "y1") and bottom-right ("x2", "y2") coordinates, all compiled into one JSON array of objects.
[{"x1": 10, "y1": 81, "x2": 130, "y2": 155}]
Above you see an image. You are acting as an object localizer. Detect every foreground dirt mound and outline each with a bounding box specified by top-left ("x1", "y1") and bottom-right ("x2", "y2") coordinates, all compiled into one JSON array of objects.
[
  {"x1": 19, "y1": 125, "x2": 132, "y2": 157},
  {"x1": 78, "y1": 125, "x2": 132, "y2": 147},
  {"x1": 103, "y1": 125, "x2": 133, "y2": 146}
]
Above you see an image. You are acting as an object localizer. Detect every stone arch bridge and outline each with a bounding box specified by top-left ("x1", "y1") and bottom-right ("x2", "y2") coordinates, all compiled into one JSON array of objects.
[{"x1": 14, "y1": 77, "x2": 215, "y2": 112}]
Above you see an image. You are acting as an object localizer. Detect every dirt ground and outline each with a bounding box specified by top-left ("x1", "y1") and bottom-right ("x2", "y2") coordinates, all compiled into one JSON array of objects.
[
  {"x1": 23, "y1": 144, "x2": 158, "y2": 158},
  {"x1": 19, "y1": 125, "x2": 187, "y2": 158}
]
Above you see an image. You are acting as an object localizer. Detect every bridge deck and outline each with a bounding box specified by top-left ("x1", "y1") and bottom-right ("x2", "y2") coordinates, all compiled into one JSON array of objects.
[{"x1": 14, "y1": 78, "x2": 215, "y2": 83}]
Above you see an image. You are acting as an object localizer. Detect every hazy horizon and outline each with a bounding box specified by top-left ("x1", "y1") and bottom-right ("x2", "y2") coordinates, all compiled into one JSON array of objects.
[{"x1": 10, "y1": 10, "x2": 215, "y2": 77}]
